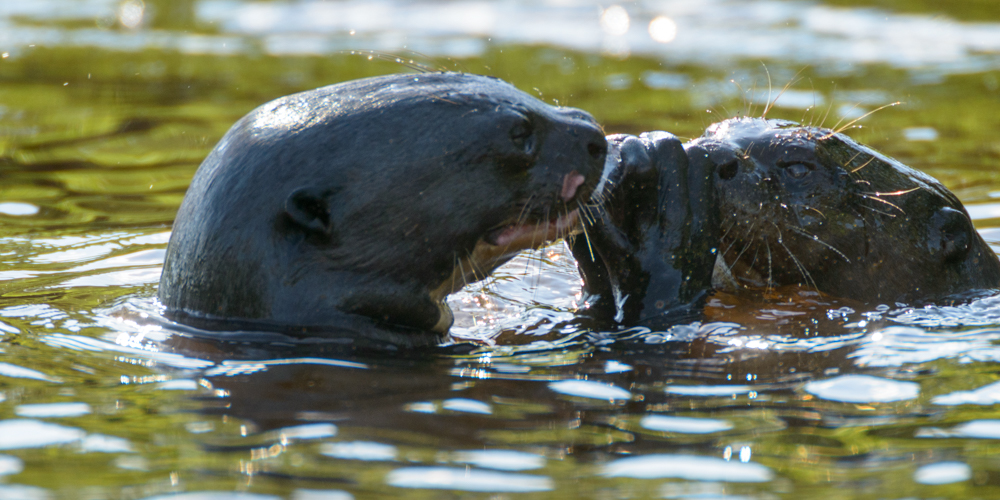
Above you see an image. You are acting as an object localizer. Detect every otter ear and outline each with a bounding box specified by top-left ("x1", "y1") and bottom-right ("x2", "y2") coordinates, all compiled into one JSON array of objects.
[
  {"x1": 284, "y1": 187, "x2": 334, "y2": 235},
  {"x1": 929, "y1": 207, "x2": 971, "y2": 263}
]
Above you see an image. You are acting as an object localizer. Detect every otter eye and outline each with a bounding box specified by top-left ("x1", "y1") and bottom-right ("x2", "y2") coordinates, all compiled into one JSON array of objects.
[
  {"x1": 784, "y1": 162, "x2": 812, "y2": 179},
  {"x1": 509, "y1": 118, "x2": 536, "y2": 154}
]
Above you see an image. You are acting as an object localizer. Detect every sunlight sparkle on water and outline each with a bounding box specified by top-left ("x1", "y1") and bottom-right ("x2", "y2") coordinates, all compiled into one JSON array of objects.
[
  {"x1": 319, "y1": 441, "x2": 397, "y2": 461},
  {"x1": 454, "y1": 450, "x2": 546, "y2": 471},
  {"x1": 648, "y1": 16, "x2": 677, "y2": 43},
  {"x1": 603, "y1": 454, "x2": 773, "y2": 482},
  {"x1": 913, "y1": 462, "x2": 971, "y2": 485},
  {"x1": 387, "y1": 467, "x2": 553, "y2": 492},
  {"x1": 15, "y1": 403, "x2": 91, "y2": 418},
  {"x1": 0, "y1": 203, "x2": 38, "y2": 216},
  {"x1": 804, "y1": 374, "x2": 920, "y2": 403},
  {"x1": 549, "y1": 379, "x2": 632, "y2": 400},
  {"x1": 118, "y1": 0, "x2": 144, "y2": 29},
  {"x1": 640, "y1": 415, "x2": 733, "y2": 434},
  {"x1": 933, "y1": 381, "x2": 1000, "y2": 405},
  {"x1": 600, "y1": 5, "x2": 630, "y2": 36}
]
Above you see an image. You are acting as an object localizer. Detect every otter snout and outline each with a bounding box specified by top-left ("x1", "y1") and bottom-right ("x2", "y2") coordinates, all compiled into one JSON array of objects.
[{"x1": 555, "y1": 108, "x2": 607, "y2": 200}]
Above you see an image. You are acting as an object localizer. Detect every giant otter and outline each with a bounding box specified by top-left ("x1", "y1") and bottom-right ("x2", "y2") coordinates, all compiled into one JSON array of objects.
[
  {"x1": 574, "y1": 118, "x2": 1000, "y2": 327},
  {"x1": 159, "y1": 73, "x2": 606, "y2": 345},
  {"x1": 698, "y1": 117, "x2": 1000, "y2": 303}
]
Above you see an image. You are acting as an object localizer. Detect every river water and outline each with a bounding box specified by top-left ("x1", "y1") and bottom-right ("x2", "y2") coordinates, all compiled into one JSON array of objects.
[{"x1": 3, "y1": 0, "x2": 1000, "y2": 498}]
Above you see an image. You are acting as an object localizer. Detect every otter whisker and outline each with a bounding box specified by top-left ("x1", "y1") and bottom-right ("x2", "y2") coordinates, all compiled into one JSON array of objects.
[
  {"x1": 828, "y1": 103, "x2": 862, "y2": 133},
  {"x1": 823, "y1": 102, "x2": 902, "y2": 139},
  {"x1": 746, "y1": 238, "x2": 761, "y2": 272},
  {"x1": 578, "y1": 214, "x2": 597, "y2": 262},
  {"x1": 521, "y1": 205, "x2": 548, "y2": 286},
  {"x1": 763, "y1": 68, "x2": 808, "y2": 119},
  {"x1": 846, "y1": 149, "x2": 866, "y2": 165},
  {"x1": 452, "y1": 251, "x2": 462, "y2": 292},
  {"x1": 849, "y1": 156, "x2": 877, "y2": 174},
  {"x1": 773, "y1": 225, "x2": 818, "y2": 291},
  {"x1": 729, "y1": 79, "x2": 753, "y2": 117},
  {"x1": 730, "y1": 234, "x2": 757, "y2": 267},
  {"x1": 718, "y1": 220, "x2": 741, "y2": 248},
  {"x1": 342, "y1": 49, "x2": 437, "y2": 73},
  {"x1": 863, "y1": 187, "x2": 921, "y2": 197},
  {"x1": 797, "y1": 204, "x2": 827, "y2": 219},
  {"x1": 578, "y1": 200, "x2": 598, "y2": 226},
  {"x1": 456, "y1": 251, "x2": 474, "y2": 291},
  {"x1": 764, "y1": 236, "x2": 774, "y2": 292},
  {"x1": 859, "y1": 204, "x2": 896, "y2": 218},
  {"x1": 760, "y1": 63, "x2": 774, "y2": 118},
  {"x1": 724, "y1": 219, "x2": 757, "y2": 261},
  {"x1": 515, "y1": 194, "x2": 537, "y2": 227},
  {"x1": 861, "y1": 194, "x2": 906, "y2": 215},
  {"x1": 786, "y1": 224, "x2": 851, "y2": 263},
  {"x1": 715, "y1": 104, "x2": 734, "y2": 122}
]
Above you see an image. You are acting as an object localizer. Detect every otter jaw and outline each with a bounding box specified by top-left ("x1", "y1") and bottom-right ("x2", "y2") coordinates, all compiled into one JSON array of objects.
[
  {"x1": 426, "y1": 206, "x2": 583, "y2": 334},
  {"x1": 430, "y1": 209, "x2": 582, "y2": 300}
]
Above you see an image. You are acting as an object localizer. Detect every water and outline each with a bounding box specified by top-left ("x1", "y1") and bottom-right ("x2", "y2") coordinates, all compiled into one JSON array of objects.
[{"x1": 3, "y1": 0, "x2": 1000, "y2": 498}]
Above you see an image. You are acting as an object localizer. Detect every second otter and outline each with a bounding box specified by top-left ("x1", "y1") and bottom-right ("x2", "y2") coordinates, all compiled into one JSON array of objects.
[
  {"x1": 574, "y1": 118, "x2": 1000, "y2": 327},
  {"x1": 700, "y1": 117, "x2": 1000, "y2": 304}
]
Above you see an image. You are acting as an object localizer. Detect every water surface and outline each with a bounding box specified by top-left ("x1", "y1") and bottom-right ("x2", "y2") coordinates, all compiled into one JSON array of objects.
[{"x1": 2, "y1": 0, "x2": 1000, "y2": 498}]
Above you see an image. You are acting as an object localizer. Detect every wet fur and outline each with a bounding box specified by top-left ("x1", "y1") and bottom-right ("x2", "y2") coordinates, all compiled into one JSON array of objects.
[
  {"x1": 573, "y1": 117, "x2": 1000, "y2": 330},
  {"x1": 693, "y1": 117, "x2": 1000, "y2": 304},
  {"x1": 570, "y1": 132, "x2": 719, "y2": 329},
  {"x1": 159, "y1": 73, "x2": 606, "y2": 342}
]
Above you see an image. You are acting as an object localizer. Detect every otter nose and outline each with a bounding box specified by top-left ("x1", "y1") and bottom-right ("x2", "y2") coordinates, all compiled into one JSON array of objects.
[
  {"x1": 617, "y1": 135, "x2": 654, "y2": 175},
  {"x1": 557, "y1": 107, "x2": 608, "y2": 174},
  {"x1": 612, "y1": 131, "x2": 686, "y2": 179},
  {"x1": 686, "y1": 144, "x2": 740, "y2": 183}
]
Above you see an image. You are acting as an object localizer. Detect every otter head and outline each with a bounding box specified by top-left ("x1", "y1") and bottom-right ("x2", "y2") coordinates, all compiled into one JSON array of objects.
[
  {"x1": 159, "y1": 73, "x2": 606, "y2": 337},
  {"x1": 688, "y1": 117, "x2": 1000, "y2": 304}
]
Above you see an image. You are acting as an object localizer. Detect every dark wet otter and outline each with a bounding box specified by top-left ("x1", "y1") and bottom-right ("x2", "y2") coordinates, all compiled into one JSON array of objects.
[
  {"x1": 574, "y1": 117, "x2": 1000, "y2": 327},
  {"x1": 570, "y1": 132, "x2": 719, "y2": 329},
  {"x1": 159, "y1": 73, "x2": 606, "y2": 345},
  {"x1": 694, "y1": 117, "x2": 1000, "y2": 304}
]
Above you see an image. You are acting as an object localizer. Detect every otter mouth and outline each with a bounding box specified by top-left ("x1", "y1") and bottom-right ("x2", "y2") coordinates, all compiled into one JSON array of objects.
[
  {"x1": 485, "y1": 170, "x2": 587, "y2": 248},
  {"x1": 485, "y1": 209, "x2": 581, "y2": 248},
  {"x1": 428, "y1": 171, "x2": 589, "y2": 312}
]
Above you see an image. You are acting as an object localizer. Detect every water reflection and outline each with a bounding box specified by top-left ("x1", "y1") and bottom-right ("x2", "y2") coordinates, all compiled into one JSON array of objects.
[
  {"x1": 1, "y1": 0, "x2": 999, "y2": 75},
  {"x1": 640, "y1": 415, "x2": 733, "y2": 434},
  {"x1": 319, "y1": 441, "x2": 396, "y2": 462},
  {"x1": 386, "y1": 467, "x2": 554, "y2": 492},
  {"x1": 14, "y1": 402, "x2": 91, "y2": 418},
  {"x1": 0, "y1": 420, "x2": 86, "y2": 450},
  {"x1": 4, "y1": 0, "x2": 1000, "y2": 497},
  {"x1": 0, "y1": 456, "x2": 23, "y2": 475},
  {"x1": 603, "y1": 454, "x2": 773, "y2": 482},
  {"x1": 453, "y1": 449, "x2": 546, "y2": 470},
  {"x1": 548, "y1": 379, "x2": 632, "y2": 400},
  {"x1": 803, "y1": 374, "x2": 920, "y2": 403},
  {"x1": 913, "y1": 461, "x2": 972, "y2": 485},
  {"x1": 933, "y1": 381, "x2": 1000, "y2": 405}
]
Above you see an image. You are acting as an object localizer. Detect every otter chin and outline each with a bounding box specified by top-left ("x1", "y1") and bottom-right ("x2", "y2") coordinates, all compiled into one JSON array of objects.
[
  {"x1": 688, "y1": 117, "x2": 1000, "y2": 304},
  {"x1": 158, "y1": 73, "x2": 606, "y2": 344}
]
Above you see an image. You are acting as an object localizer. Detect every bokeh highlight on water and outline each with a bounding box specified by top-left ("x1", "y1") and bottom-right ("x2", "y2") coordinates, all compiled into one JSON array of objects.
[{"x1": 3, "y1": 0, "x2": 1000, "y2": 498}]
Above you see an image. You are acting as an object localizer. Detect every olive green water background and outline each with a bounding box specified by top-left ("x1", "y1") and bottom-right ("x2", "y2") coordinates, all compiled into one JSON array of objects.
[{"x1": 4, "y1": 0, "x2": 1000, "y2": 498}]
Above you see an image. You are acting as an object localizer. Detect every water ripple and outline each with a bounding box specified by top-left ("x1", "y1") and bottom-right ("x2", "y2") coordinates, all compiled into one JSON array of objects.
[{"x1": 603, "y1": 454, "x2": 773, "y2": 482}]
